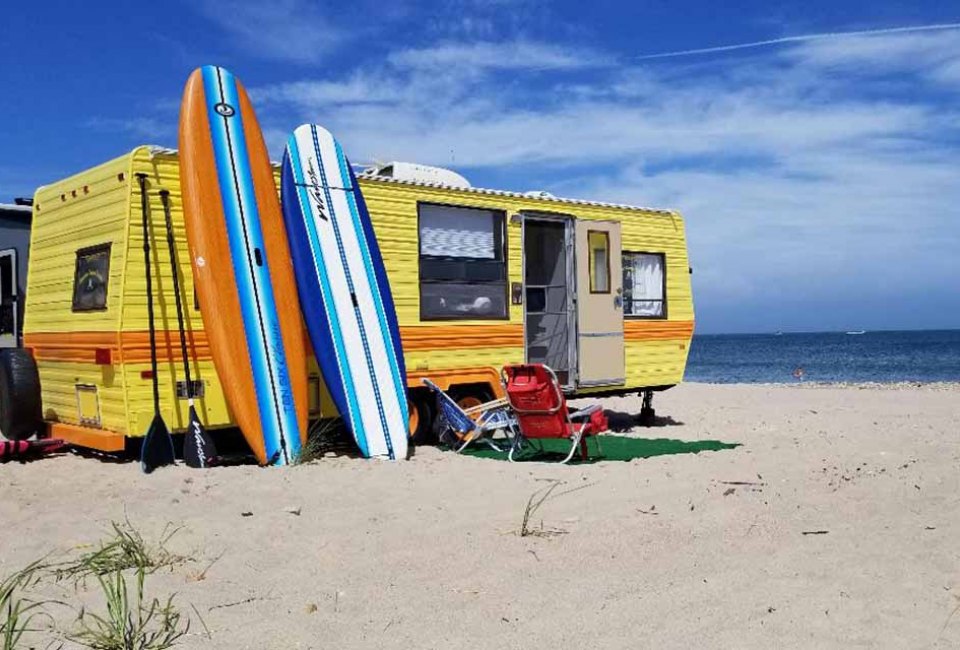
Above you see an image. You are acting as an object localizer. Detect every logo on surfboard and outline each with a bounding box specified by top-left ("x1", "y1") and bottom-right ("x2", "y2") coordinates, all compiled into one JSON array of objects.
[
  {"x1": 305, "y1": 160, "x2": 329, "y2": 222},
  {"x1": 214, "y1": 102, "x2": 235, "y2": 117}
]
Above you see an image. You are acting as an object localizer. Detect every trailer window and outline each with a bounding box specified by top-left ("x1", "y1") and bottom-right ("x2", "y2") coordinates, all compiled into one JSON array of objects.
[
  {"x1": 623, "y1": 252, "x2": 666, "y2": 318},
  {"x1": 588, "y1": 231, "x2": 610, "y2": 293},
  {"x1": 72, "y1": 244, "x2": 112, "y2": 312},
  {"x1": 418, "y1": 203, "x2": 507, "y2": 320}
]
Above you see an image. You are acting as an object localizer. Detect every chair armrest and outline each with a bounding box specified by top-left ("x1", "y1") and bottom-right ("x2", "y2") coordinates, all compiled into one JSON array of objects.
[{"x1": 569, "y1": 404, "x2": 602, "y2": 420}]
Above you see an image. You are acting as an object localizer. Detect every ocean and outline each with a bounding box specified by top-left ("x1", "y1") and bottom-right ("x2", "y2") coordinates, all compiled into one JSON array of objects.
[{"x1": 685, "y1": 329, "x2": 960, "y2": 384}]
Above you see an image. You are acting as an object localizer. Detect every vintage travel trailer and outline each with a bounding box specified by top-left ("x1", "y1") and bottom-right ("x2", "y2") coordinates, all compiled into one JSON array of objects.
[{"x1": 2, "y1": 146, "x2": 694, "y2": 452}]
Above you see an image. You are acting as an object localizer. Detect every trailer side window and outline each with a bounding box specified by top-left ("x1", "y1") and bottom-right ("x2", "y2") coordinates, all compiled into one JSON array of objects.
[
  {"x1": 623, "y1": 252, "x2": 666, "y2": 318},
  {"x1": 417, "y1": 203, "x2": 507, "y2": 320},
  {"x1": 72, "y1": 244, "x2": 112, "y2": 312}
]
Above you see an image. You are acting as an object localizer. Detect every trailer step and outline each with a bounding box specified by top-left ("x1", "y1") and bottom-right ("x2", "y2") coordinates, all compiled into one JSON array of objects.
[{"x1": 48, "y1": 422, "x2": 125, "y2": 453}]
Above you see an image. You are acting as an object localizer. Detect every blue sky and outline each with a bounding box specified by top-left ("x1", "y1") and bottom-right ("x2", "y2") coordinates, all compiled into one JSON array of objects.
[{"x1": 3, "y1": 0, "x2": 960, "y2": 333}]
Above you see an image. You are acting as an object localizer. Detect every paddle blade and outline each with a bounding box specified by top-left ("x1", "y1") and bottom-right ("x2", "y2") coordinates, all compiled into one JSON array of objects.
[
  {"x1": 141, "y1": 415, "x2": 175, "y2": 473},
  {"x1": 183, "y1": 405, "x2": 218, "y2": 468}
]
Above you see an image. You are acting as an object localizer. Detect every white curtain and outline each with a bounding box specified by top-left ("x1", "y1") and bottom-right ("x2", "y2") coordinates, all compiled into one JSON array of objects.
[
  {"x1": 419, "y1": 204, "x2": 496, "y2": 259},
  {"x1": 628, "y1": 253, "x2": 664, "y2": 316}
]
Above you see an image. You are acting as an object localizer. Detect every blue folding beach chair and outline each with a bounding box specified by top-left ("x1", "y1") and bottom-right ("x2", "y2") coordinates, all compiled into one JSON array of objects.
[{"x1": 421, "y1": 379, "x2": 516, "y2": 453}]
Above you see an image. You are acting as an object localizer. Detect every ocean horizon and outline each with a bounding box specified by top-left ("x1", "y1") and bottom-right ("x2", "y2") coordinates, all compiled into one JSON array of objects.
[{"x1": 685, "y1": 329, "x2": 960, "y2": 384}]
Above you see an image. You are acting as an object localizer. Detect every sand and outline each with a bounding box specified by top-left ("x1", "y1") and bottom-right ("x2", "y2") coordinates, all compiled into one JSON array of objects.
[{"x1": 2, "y1": 382, "x2": 959, "y2": 649}]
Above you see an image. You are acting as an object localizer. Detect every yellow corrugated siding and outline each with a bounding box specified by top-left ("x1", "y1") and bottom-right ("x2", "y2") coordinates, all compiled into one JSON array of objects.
[
  {"x1": 404, "y1": 346, "x2": 524, "y2": 375},
  {"x1": 121, "y1": 361, "x2": 233, "y2": 435},
  {"x1": 357, "y1": 177, "x2": 694, "y2": 392},
  {"x1": 120, "y1": 149, "x2": 234, "y2": 436},
  {"x1": 26, "y1": 156, "x2": 132, "y2": 430},
  {"x1": 33, "y1": 361, "x2": 128, "y2": 432},
  {"x1": 26, "y1": 155, "x2": 130, "y2": 333}
]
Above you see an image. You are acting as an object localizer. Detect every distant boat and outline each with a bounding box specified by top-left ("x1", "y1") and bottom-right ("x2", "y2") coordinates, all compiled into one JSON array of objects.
[
  {"x1": 774, "y1": 330, "x2": 784, "y2": 336},
  {"x1": 846, "y1": 330, "x2": 866, "y2": 335}
]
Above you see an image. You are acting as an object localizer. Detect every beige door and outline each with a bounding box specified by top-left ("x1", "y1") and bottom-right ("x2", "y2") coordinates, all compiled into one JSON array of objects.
[{"x1": 575, "y1": 220, "x2": 624, "y2": 386}]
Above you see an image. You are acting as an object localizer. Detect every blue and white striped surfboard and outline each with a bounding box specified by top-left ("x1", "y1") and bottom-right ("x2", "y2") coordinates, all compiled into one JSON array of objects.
[
  {"x1": 179, "y1": 65, "x2": 308, "y2": 465},
  {"x1": 281, "y1": 125, "x2": 409, "y2": 460}
]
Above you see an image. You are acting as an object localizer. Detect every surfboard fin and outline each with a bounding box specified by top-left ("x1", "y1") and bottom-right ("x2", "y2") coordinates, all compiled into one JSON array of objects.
[
  {"x1": 141, "y1": 414, "x2": 175, "y2": 473},
  {"x1": 183, "y1": 405, "x2": 218, "y2": 468}
]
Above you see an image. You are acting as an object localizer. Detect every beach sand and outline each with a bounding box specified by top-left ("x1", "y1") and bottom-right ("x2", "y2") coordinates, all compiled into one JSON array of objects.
[{"x1": 2, "y1": 382, "x2": 958, "y2": 648}]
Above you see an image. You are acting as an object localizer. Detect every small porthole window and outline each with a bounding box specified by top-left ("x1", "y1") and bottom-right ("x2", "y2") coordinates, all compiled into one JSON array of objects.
[{"x1": 72, "y1": 244, "x2": 112, "y2": 312}]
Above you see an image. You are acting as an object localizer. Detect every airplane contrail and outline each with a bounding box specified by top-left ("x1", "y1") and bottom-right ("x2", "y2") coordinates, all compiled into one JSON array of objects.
[{"x1": 632, "y1": 22, "x2": 960, "y2": 61}]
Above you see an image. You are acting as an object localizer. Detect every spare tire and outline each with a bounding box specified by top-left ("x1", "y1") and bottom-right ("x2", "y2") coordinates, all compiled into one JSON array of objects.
[
  {"x1": 408, "y1": 390, "x2": 437, "y2": 446},
  {"x1": 0, "y1": 348, "x2": 42, "y2": 440}
]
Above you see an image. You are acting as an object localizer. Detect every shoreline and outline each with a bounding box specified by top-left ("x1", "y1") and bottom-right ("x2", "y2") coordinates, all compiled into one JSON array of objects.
[{"x1": 682, "y1": 380, "x2": 960, "y2": 389}]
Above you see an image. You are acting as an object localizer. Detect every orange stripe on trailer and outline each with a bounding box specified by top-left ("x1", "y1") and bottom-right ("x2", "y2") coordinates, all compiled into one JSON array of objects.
[
  {"x1": 400, "y1": 324, "x2": 524, "y2": 350},
  {"x1": 24, "y1": 320, "x2": 694, "y2": 365},
  {"x1": 24, "y1": 331, "x2": 212, "y2": 364},
  {"x1": 116, "y1": 330, "x2": 212, "y2": 364},
  {"x1": 623, "y1": 320, "x2": 694, "y2": 341}
]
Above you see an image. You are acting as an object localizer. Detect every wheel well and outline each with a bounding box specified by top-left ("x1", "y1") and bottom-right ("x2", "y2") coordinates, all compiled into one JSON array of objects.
[{"x1": 447, "y1": 382, "x2": 497, "y2": 398}]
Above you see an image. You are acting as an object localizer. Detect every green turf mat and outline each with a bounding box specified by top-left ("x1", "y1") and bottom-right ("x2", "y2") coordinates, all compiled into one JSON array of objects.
[{"x1": 459, "y1": 435, "x2": 740, "y2": 463}]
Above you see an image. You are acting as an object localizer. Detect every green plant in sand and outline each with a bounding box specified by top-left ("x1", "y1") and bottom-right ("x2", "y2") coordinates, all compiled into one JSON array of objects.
[
  {"x1": 294, "y1": 417, "x2": 350, "y2": 464},
  {"x1": 519, "y1": 480, "x2": 595, "y2": 537},
  {"x1": 56, "y1": 521, "x2": 183, "y2": 584},
  {"x1": 69, "y1": 568, "x2": 189, "y2": 650},
  {"x1": 1, "y1": 559, "x2": 55, "y2": 649}
]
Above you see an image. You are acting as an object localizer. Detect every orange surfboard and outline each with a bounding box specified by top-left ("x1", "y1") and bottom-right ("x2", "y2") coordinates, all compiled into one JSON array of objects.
[{"x1": 178, "y1": 65, "x2": 308, "y2": 465}]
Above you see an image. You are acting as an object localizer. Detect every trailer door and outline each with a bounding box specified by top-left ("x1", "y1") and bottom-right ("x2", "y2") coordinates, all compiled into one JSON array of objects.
[
  {"x1": 575, "y1": 221, "x2": 624, "y2": 387},
  {"x1": 0, "y1": 248, "x2": 18, "y2": 348}
]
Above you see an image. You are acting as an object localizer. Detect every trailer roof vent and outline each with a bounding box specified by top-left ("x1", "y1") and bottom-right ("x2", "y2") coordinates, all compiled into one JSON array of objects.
[
  {"x1": 524, "y1": 190, "x2": 555, "y2": 199},
  {"x1": 362, "y1": 161, "x2": 471, "y2": 188}
]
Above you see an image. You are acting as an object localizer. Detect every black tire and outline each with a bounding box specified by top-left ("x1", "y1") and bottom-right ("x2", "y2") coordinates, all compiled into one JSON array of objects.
[
  {"x1": 433, "y1": 384, "x2": 496, "y2": 444},
  {"x1": 408, "y1": 390, "x2": 436, "y2": 446},
  {"x1": 0, "y1": 348, "x2": 42, "y2": 440},
  {"x1": 449, "y1": 385, "x2": 495, "y2": 408}
]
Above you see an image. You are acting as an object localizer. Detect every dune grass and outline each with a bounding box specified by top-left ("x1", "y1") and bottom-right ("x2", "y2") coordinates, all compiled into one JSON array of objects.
[
  {"x1": 1, "y1": 519, "x2": 200, "y2": 648},
  {"x1": 55, "y1": 520, "x2": 183, "y2": 585},
  {"x1": 68, "y1": 568, "x2": 189, "y2": 650},
  {"x1": 295, "y1": 417, "x2": 351, "y2": 464},
  {"x1": 1, "y1": 558, "x2": 55, "y2": 650}
]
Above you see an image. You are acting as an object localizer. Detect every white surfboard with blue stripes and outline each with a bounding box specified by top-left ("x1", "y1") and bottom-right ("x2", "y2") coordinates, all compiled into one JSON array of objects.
[{"x1": 281, "y1": 125, "x2": 409, "y2": 460}]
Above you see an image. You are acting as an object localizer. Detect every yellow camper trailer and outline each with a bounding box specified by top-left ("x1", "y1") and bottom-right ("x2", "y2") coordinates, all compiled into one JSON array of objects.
[{"x1": 7, "y1": 146, "x2": 694, "y2": 452}]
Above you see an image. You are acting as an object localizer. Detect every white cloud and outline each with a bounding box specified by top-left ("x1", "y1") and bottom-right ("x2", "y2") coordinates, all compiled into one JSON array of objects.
[
  {"x1": 249, "y1": 30, "x2": 960, "y2": 330},
  {"x1": 85, "y1": 117, "x2": 173, "y2": 140},
  {"x1": 787, "y1": 30, "x2": 960, "y2": 88},
  {"x1": 194, "y1": 0, "x2": 344, "y2": 64},
  {"x1": 388, "y1": 40, "x2": 610, "y2": 72}
]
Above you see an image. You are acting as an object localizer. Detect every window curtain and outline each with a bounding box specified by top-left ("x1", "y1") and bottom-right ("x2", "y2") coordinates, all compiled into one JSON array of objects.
[
  {"x1": 628, "y1": 253, "x2": 664, "y2": 316},
  {"x1": 419, "y1": 204, "x2": 496, "y2": 259}
]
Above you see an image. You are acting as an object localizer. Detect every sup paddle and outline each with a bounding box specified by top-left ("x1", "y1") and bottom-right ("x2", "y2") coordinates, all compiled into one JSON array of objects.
[
  {"x1": 136, "y1": 173, "x2": 175, "y2": 473},
  {"x1": 158, "y1": 189, "x2": 217, "y2": 468}
]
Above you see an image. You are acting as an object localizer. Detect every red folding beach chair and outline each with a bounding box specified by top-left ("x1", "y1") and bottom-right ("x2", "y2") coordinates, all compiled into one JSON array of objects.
[{"x1": 500, "y1": 364, "x2": 608, "y2": 463}]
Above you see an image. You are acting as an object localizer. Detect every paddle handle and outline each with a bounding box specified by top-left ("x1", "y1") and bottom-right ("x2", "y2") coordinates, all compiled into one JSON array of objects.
[
  {"x1": 136, "y1": 174, "x2": 161, "y2": 416},
  {"x1": 158, "y1": 189, "x2": 195, "y2": 395}
]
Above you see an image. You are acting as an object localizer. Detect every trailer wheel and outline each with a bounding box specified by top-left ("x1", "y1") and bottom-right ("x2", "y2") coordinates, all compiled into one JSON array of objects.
[
  {"x1": 433, "y1": 385, "x2": 496, "y2": 443},
  {"x1": 408, "y1": 391, "x2": 436, "y2": 446},
  {"x1": 450, "y1": 386, "x2": 495, "y2": 412},
  {"x1": 0, "y1": 349, "x2": 43, "y2": 441}
]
